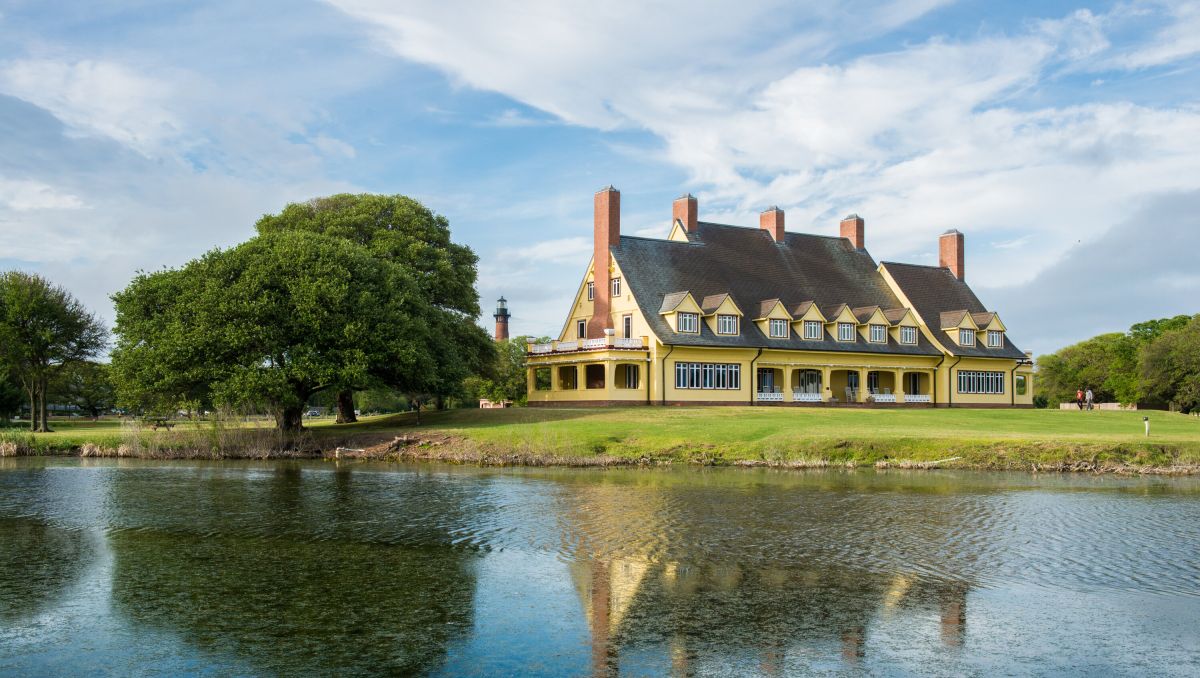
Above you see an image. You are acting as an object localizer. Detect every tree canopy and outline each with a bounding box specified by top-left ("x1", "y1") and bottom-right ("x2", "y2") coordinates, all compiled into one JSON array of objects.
[
  {"x1": 1036, "y1": 313, "x2": 1198, "y2": 410},
  {"x1": 254, "y1": 194, "x2": 490, "y2": 421},
  {"x1": 111, "y1": 230, "x2": 434, "y2": 431},
  {"x1": 0, "y1": 271, "x2": 108, "y2": 431}
]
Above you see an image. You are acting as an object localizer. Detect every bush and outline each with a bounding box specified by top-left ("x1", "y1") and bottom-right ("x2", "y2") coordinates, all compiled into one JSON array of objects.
[{"x1": 1033, "y1": 394, "x2": 1049, "y2": 409}]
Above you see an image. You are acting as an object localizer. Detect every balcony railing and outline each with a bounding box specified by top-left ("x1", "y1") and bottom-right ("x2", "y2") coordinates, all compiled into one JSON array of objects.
[
  {"x1": 756, "y1": 391, "x2": 785, "y2": 402},
  {"x1": 872, "y1": 393, "x2": 897, "y2": 403},
  {"x1": 906, "y1": 394, "x2": 932, "y2": 403},
  {"x1": 792, "y1": 392, "x2": 823, "y2": 402},
  {"x1": 527, "y1": 336, "x2": 648, "y2": 354}
]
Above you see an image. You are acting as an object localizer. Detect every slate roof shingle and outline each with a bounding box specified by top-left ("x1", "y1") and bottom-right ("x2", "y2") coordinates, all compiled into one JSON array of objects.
[
  {"x1": 882, "y1": 261, "x2": 1025, "y2": 358},
  {"x1": 611, "y1": 222, "x2": 943, "y2": 355}
]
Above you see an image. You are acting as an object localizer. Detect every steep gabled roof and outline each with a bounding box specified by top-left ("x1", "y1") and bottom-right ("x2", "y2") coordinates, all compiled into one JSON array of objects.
[
  {"x1": 940, "y1": 310, "x2": 971, "y2": 329},
  {"x1": 756, "y1": 298, "x2": 787, "y2": 319},
  {"x1": 852, "y1": 305, "x2": 883, "y2": 323},
  {"x1": 971, "y1": 311, "x2": 998, "y2": 327},
  {"x1": 791, "y1": 300, "x2": 816, "y2": 317},
  {"x1": 882, "y1": 261, "x2": 1024, "y2": 358},
  {"x1": 883, "y1": 308, "x2": 911, "y2": 325},
  {"x1": 611, "y1": 223, "x2": 941, "y2": 355},
  {"x1": 658, "y1": 291, "x2": 690, "y2": 314},
  {"x1": 700, "y1": 293, "x2": 731, "y2": 314}
]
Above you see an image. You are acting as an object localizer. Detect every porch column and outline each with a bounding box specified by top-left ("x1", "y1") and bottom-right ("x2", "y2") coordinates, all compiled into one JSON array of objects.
[
  {"x1": 897, "y1": 369, "x2": 906, "y2": 403},
  {"x1": 821, "y1": 366, "x2": 832, "y2": 402},
  {"x1": 605, "y1": 361, "x2": 615, "y2": 396},
  {"x1": 784, "y1": 367, "x2": 794, "y2": 402},
  {"x1": 527, "y1": 366, "x2": 536, "y2": 396},
  {"x1": 550, "y1": 365, "x2": 561, "y2": 392},
  {"x1": 858, "y1": 368, "x2": 868, "y2": 403}
]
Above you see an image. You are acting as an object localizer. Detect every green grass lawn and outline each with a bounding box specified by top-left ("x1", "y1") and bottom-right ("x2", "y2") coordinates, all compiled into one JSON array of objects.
[{"x1": 6, "y1": 407, "x2": 1200, "y2": 469}]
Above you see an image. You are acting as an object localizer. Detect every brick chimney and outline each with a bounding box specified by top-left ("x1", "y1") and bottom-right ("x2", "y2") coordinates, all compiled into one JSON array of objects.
[
  {"x1": 840, "y1": 214, "x2": 865, "y2": 249},
  {"x1": 760, "y1": 206, "x2": 785, "y2": 242},
  {"x1": 493, "y1": 296, "x2": 510, "y2": 341},
  {"x1": 588, "y1": 186, "x2": 619, "y2": 337},
  {"x1": 673, "y1": 193, "x2": 698, "y2": 233},
  {"x1": 940, "y1": 229, "x2": 965, "y2": 281}
]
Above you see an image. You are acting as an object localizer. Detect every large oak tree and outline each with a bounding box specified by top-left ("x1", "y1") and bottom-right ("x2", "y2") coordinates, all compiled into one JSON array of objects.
[
  {"x1": 111, "y1": 231, "x2": 434, "y2": 433},
  {"x1": 255, "y1": 194, "x2": 489, "y2": 422}
]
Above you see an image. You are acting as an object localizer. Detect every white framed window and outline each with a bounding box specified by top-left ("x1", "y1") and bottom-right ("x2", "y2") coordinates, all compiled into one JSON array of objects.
[
  {"x1": 576, "y1": 319, "x2": 586, "y2": 338},
  {"x1": 586, "y1": 281, "x2": 594, "y2": 301},
  {"x1": 676, "y1": 312, "x2": 699, "y2": 333},
  {"x1": 959, "y1": 329, "x2": 975, "y2": 346},
  {"x1": 716, "y1": 314, "x2": 738, "y2": 335},
  {"x1": 675, "y1": 362, "x2": 740, "y2": 389},
  {"x1": 611, "y1": 277, "x2": 621, "y2": 297},
  {"x1": 769, "y1": 318, "x2": 789, "y2": 338},
  {"x1": 837, "y1": 322, "x2": 855, "y2": 342},
  {"x1": 622, "y1": 314, "x2": 632, "y2": 339},
  {"x1": 900, "y1": 326, "x2": 917, "y2": 345},
  {"x1": 958, "y1": 370, "x2": 1004, "y2": 394},
  {"x1": 987, "y1": 330, "x2": 1003, "y2": 347},
  {"x1": 869, "y1": 324, "x2": 886, "y2": 343},
  {"x1": 803, "y1": 320, "x2": 822, "y2": 340}
]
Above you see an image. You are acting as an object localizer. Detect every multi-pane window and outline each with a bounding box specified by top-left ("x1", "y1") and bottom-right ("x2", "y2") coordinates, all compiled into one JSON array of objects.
[
  {"x1": 623, "y1": 365, "x2": 639, "y2": 389},
  {"x1": 906, "y1": 372, "x2": 921, "y2": 394},
  {"x1": 623, "y1": 314, "x2": 633, "y2": 339},
  {"x1": 676, "y1": 312, "x2": 699, "y2": 333},
  {"x1": 987, "y1": 330, "x2": 1003, "y2": 347},
  {"x1": 716, "y1": 314, "x2": 738, "y2": 335},
  {"x1": 957, "y1": 370, "x2": 1004, "y2": 394},
  {"x1": 576, "y1": 319, "x2": 586, "y2": 338},
  {"x1": 675, "y1": 362, "x2": 741, "y2": 390},
  {"x1": 803, "y1": 320, "x2": 822, "y2": 339},
  {"x1": 611, "y1": 277, "x2": 622, "y2": 297},
  {"x1": 838, "y1": 322, "x2": 855, "y2": 342},
  {"x1": 959, "y1": 329, "x2": 975, "y2": 346},
  {"x1": 769, "y1": 318, "x2": 789, "y2": 338},
  {"x1": 900, "y1": 326, "x2": 917, "y2": 344},
  {"x1": 586, "y1": 281, "x2": 594, "y2": 301},
  {"x1": 869, "y1": 324, "x2": 886, "y2": 343}
]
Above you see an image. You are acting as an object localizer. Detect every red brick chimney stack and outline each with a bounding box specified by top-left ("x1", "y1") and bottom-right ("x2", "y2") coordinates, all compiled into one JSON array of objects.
[
  {"x1": 940, "y1": 229, "x2": 965, "y2": 281},
  {"x1": 760, "y1": 206, "x2": 785, "y2": 242},
  {"x1": 588, "y1": 186, "x2": 620, "y2": 338},
  {"x1": 673, "y1": 193, "x2": 698, "y2": 233},
  {"x1": 840, "y1": 214, "x2": 865, "y2": 249}
]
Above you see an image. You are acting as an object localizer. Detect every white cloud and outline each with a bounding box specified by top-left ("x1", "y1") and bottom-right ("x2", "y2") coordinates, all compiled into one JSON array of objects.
[
  {"x1": 1111, "y1": 1, "x2": 1200, "y2": 69},
  {"x1": 311, "y1": 134, "x2": 357, "y2": 158},
  {"x1": 0, "y1": 178, "x2": 85, "y2": 211},
  {"x1": 0, "y1": 59, "x2": 184, "y2": 156}
]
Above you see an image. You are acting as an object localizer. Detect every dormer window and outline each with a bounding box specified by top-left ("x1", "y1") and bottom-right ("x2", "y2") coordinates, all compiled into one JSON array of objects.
[
  {"x1": 900, "y1": 326, "x2": 917, "y2": 345},
  {"x1": 716, "y1": 314, "x2": 738, "y2": 335},
  {"x1": 769, "y1": 318, "x2": 789, "y2": 338},
  {"x1": 803, "y1": 320, "x2": 822, "y2": 340},
  {"x1": 959, "y1": 329, "x2": 975, "y2": 346},
  {"x1": 869, "y1": 324, "x2": 886, "y2": 343},
  {"x1": 677, "y1": 312, "x2": 699, "y2": 333},
  {"x1": 838, "y1": 322, "x2": 855, "y2": 342},
  {"x1": 987, "y1": 330, "x2": 1003, "y2": 347},
  {"x1": 586, "y1": 281, "x2": 594, "y2": 301},
  {"x1": 611, "y1": 278, "x2": 622, "y2": 297}
]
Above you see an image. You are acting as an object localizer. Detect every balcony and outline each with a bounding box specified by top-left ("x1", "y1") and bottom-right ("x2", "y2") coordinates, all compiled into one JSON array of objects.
[{"x1": 528, "y1": 336, "x2": 649, "y2": 355}]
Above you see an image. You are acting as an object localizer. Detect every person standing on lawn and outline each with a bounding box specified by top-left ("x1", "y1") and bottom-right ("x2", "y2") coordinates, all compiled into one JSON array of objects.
[
  {"x1": 1076, "y1": 388, "x2": 1085, "y2": 410},
  {"x1": 1086, "y1": 388, "x2": 1095, "y2": 411}
]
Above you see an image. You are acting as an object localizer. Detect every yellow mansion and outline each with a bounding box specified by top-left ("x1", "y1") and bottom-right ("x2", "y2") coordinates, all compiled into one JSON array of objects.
[{"x1": 526, "y1": 187, "x2": 1033, "y2": 407}]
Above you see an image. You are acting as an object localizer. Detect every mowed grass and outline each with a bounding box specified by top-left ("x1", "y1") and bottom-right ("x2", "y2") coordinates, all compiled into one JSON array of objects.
[
  {"x1": 7, "y1": 407, "x2": 1200, "y2": 469},
  {"x1": 330, "y1": 406, "x2": 1200, "y2": 468}
]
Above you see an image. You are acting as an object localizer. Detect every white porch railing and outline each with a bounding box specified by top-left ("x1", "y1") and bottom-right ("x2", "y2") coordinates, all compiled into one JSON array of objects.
[
  {"x1": 906, "y1": 394, "x2": 932, "y2": 403},
  {"x1": 872, "y1": 394, "x2": 897, "y2": 403},
  {"x1": 555, "y1": 340, "x2": 578, "y2": 351},
  {"x1": 580, "y1": 338, "x2": 607, "y2": 350},
  {"x1": 792, "y1": 392, "x2": 823, "y2": 402},
  {"x1": 756, "y1": 391, "x2": 785, "y2": 402},
  {"x1": 613, "y1": 337, "x2": 643, "y2": 349},
  {"x1": 529, "y1": 343, "x2": 553, "y2": 354}
]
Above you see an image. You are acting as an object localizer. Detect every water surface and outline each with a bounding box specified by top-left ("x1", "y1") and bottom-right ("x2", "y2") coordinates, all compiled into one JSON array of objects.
[{"x1": 1, "y1": 458, "x2": 1198, "y2": 676}]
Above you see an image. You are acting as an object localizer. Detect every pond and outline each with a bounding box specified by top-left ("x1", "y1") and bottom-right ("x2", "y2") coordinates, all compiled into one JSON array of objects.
[{"x1": 1, "y1": 458, "x2": 1198, "y2": 676}]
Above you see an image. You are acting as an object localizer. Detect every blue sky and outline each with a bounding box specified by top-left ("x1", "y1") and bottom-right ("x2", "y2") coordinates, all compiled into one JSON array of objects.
[{"x1": 2, "y1": 0, "x2": 1199, "y2": 355}]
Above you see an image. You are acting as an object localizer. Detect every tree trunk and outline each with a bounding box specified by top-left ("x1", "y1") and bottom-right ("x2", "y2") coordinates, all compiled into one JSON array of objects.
[
  {"x1": 413, "y1": 400, "x2": 421, "y2": 425},
  {"x1": 335, "y1": 389, "x2": 357, "y2": 424},
  {"x1": 39, "y1": 376, "x2": 50, "y2": 432},
  {"x1": 275, "y1": 406, "x2": 304, "y2": 433},
  {"x1": 27, "y1": 386, "x2": 37, "y2": 432}
]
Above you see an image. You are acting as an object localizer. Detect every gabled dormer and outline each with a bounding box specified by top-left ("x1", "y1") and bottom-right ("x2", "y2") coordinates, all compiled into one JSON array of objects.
[
  {"x1": 883, "y1": 308, "x2": 920, "y2": 346},
  {"x1": 701, "y1": 293, "x2": 743, "y2": 336},
  {"x1": 971, "y1": 312, "x2": 1007, "y2": 348},
  {"x1": 940, "y1": 310, "x2": 980, "y2": 347},
  {"x1": 755, "y1": 299, "x2": 793, "y2": 339},
  {"x1": 852, "y1": 306, "x2": 890, "y2": 344},
  {"x1": 660, "y1": 291, "x2": 703, "y2": 334},
  {"x1": 791, "y1": 301, "x2": 827, "y2": 340},
  {"x1": 822, "y1": 304, "x2": 859, "y2": 342}
]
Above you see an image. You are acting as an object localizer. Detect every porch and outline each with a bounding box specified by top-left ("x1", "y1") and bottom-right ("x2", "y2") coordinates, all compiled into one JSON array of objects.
[{"x1": 754, "y1": 366, "x2": 934, "y2": 405}]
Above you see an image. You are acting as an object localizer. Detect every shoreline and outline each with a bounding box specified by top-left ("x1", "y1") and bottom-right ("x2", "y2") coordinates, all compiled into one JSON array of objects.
[{"x1": 4, "y1": 434, "x2": 1198, "y2": 476}]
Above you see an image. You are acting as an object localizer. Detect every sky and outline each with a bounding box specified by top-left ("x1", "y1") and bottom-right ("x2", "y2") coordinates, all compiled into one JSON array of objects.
[{"x1": 1, "y1": 0, "x2": 1199, "y2": 356}]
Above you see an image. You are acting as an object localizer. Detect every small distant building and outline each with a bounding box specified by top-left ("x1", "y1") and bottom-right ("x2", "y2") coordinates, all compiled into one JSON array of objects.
[
  {"x1": 494, "y1": 296, "x2": 511, "y2": 341},
  {"x1": 479, "y1": 398, "x2": 512, "y2": 409}
]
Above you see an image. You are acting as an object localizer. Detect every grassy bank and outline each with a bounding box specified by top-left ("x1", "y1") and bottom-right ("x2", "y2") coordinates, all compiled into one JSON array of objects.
[{"x1": 4, "y1": 407, "x2": 1200, "y2": 474}]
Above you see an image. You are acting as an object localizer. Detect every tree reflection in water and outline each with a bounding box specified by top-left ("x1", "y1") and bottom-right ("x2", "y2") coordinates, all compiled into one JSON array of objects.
[{"x1": 0, "y1": 518, "x2": 95, "y2": 623}]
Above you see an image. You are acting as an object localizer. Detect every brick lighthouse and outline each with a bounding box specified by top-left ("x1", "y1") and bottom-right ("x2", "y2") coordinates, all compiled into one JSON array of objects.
[{"x1": 493, "y1": 296, "x2": 510, "y2": 341}]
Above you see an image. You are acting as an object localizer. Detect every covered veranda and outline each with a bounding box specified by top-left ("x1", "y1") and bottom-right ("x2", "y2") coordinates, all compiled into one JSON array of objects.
[{"x1": 754, "y1": 364, "x2": 934, "y2": 405}]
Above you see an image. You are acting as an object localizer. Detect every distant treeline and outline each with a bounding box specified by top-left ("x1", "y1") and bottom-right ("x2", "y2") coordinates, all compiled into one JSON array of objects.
[{"x1": 1036, "y1": 314, "x2": 1200, "y2": 412}]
